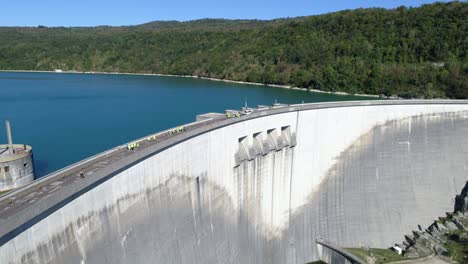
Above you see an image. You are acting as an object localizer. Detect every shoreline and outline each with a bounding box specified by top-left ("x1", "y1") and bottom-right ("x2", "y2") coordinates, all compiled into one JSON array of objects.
[{"x1": 0, "y1": 69, "x2": 381, "y2": 98}]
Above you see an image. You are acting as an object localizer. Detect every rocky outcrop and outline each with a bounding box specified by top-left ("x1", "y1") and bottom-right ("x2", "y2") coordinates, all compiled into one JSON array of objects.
[
  {"x1": 399, "y1": 181, "x2": 468, "y2": 262},
  {"x1": 454, "y1": 183, "x2": 468, "y2": 213}
]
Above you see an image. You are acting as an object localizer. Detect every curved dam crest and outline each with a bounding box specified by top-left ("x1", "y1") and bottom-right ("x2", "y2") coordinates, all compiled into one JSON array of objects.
[{"x1": 1, "y1": 101, "x2": 468, "y2": 264}]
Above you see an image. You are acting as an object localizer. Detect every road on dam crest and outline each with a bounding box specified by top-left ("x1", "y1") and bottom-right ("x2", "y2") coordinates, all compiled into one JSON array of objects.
[{"x1": 1, "y1": 100, "x2": 468, "y2": 264}]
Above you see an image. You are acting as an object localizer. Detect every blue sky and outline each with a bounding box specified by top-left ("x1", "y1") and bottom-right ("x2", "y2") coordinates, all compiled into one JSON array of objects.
[{"x1": 1, "y1": 0, "x2": 452, "y2": 27}]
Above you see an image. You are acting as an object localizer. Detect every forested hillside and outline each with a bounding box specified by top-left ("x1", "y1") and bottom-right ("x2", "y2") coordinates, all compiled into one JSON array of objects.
[{"x1": 0, "y1": 2, "x2": 466, "y2": 98}]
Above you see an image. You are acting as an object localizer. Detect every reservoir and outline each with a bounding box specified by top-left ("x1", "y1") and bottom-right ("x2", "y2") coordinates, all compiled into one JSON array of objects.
[{"x1": 0, "y1": 71, "x2": 375, "y2": 177}]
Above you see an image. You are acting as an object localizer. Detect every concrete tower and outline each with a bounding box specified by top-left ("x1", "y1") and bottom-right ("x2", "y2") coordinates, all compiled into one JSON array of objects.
[{"x1": 0, "y1": 121, "x2": 35, "y2": 192}]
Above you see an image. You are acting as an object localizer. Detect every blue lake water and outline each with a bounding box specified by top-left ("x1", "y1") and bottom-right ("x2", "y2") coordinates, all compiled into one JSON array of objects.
[{"x1": 0, "y1": 72, "x2": 377, "y2": 177}]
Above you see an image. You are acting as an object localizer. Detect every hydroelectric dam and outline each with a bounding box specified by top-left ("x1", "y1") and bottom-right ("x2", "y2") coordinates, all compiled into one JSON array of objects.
[{"x1": 1, "y1": 100, "x2": 468, "y2": 264}]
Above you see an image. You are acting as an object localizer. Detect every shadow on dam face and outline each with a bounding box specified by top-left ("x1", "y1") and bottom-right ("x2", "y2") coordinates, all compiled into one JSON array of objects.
[
  {"x1": 286, "y1": 112, "x2": 468, "y2": 263},
  {"x1": 1, "y1": 102, "x2": 468, "y2": 264}
]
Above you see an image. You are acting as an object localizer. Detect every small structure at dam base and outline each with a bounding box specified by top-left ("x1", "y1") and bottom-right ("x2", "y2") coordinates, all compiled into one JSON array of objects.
[{"x1": 0, "y1": 120, "x2": 35, "y2": 192}]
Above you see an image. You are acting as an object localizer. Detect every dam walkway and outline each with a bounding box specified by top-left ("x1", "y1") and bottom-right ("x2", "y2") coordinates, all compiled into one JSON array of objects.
[{"x1": 0, "y1": 114, "x2": 221, "y2": 241}]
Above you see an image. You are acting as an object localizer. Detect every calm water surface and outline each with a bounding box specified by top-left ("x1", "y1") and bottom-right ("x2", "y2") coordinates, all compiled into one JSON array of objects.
[{"x1": 0, "y1": 72, "x2": 376, "y2": 177}]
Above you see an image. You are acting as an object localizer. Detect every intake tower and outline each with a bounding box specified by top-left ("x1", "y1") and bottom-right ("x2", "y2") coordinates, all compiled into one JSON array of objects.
[{"x1": 0, "y1": 121, "x2": 35, "y2": 192}]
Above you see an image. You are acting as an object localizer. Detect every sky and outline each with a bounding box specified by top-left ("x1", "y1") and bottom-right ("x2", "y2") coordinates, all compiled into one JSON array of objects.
[{"x1": 0, "y1": 0, "x2": 453, "y2": 27}]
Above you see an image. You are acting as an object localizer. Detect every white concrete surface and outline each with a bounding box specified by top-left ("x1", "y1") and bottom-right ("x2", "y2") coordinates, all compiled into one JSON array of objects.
[{"x1": 1, "y1": 102, "x2": 468, "y2": 263}]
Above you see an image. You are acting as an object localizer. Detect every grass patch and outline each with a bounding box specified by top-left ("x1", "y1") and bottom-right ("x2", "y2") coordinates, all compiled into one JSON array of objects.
[
  {"x1": 444, "y1": 232, "x2": 468, "y2": 263},
  {"x1": 306, "y1": 261, "x2": 327, "y2": 264},
  {"x1": 0, "y1": 190, "x2": 10, "y2": 196},
  {"x1": 346, "y1": 247, "x2": 406, "y2": 263}
]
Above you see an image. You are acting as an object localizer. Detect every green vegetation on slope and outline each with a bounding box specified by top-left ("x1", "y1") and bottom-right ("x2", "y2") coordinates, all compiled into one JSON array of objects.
[
  {"x1": 0, "y1": 2, "x2": 467, "y2": 98},
  {"x1": 444, "y1": 230, "x2": 468, "y2": 263},
  {"x1": 438, "y1": 216, "x2": 468, "y2": 263},
  {"x1": 346, "y1": 247, "x2": 406, "y2": 263}
]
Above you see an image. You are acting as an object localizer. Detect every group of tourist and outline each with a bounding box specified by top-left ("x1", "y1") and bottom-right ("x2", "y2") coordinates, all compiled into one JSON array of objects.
[
  {"x1": 126, "y1": 125, "x2": 187, "y2": 151},
  {"x1": 169, "y1": 126, "x2": 185, "y2": 134},
  {"x1": 226, "y1": 112, "x2": 241, "y2": 118},
  {"x1": 127, "y1": 142, "x2": 140, "y2": 150}
]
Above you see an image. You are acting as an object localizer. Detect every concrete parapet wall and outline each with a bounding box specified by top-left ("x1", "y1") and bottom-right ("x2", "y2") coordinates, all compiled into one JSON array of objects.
[
  {"x1": 316, "y1": 238, "x2": 364, "y2": 264},
  {"x1": 1, "y1": 101, "x2": 468, "y2": 263}
]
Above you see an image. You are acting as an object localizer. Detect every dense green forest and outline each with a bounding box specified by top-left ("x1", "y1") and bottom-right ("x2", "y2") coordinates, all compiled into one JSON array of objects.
[{"x1": 0, "y1": 2, "x2": 467, "y2": 98}]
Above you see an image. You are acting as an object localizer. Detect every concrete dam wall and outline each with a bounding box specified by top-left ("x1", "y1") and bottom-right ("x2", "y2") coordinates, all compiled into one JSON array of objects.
[{"x1": 1, "y1": 101, "x2": 468, "y2": 264}]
